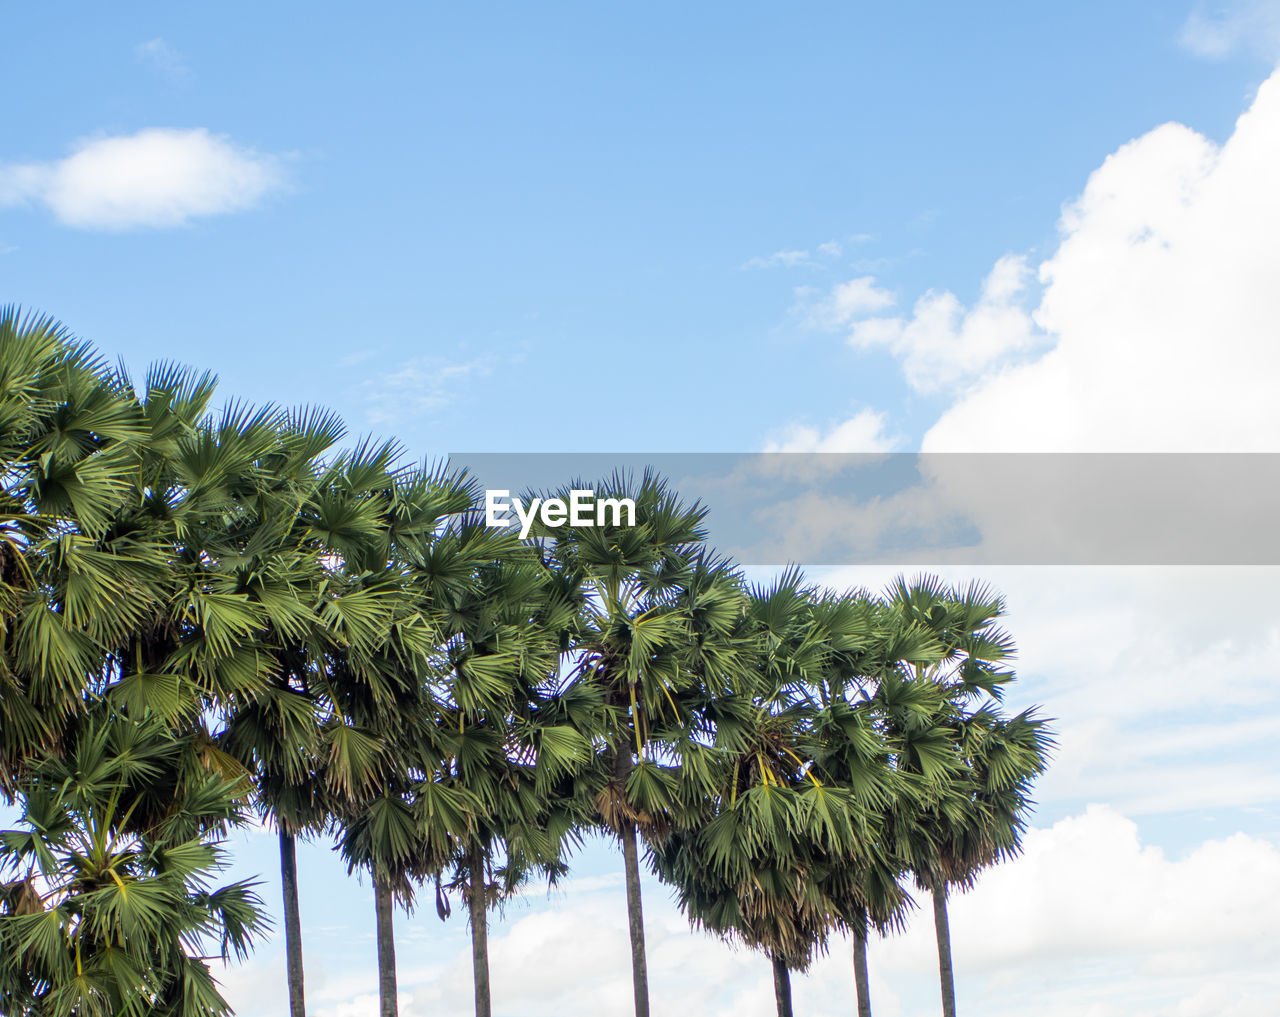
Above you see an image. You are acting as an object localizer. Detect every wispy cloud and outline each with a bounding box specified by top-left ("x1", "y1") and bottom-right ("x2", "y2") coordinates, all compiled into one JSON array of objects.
[
  {"x1": 135, "y1": 37, "x2": 193, "y2": 83},
  {"x1": 339, "y1": 348, "x2": 380, "y2": 368},
  {"x1": 740, "y1": 238, "x2": 850, "y2": 271},
  {"x1": 1179, "y1": 0, "x2": 1280, "y2": 59},
  {"x1": 0, "y1": 128, "x2": 284, "y2": 230},
  {"x1": 361, "y1": 354, "x2": 500, "y2": 424},
  {"x1": 741, "y1": 247, "x2": 813, "y2": 270}
]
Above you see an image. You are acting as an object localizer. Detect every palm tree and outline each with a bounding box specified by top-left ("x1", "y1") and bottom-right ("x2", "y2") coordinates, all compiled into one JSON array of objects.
[
  {"x1": 0, "y1": 711, "x2": 267, "y2": 1017},
  {"x1": 801, "y1": 585, "x2": 942, "y2": 1017},
  {"x1": 878, "y1": 576, "x2": 1053, "y2": 1017},
  {"x1": 654, "y1": 571, "x2": 898, "y2": 1017},
  {"x1": 653, "y1": 691, "x2": 860, "y2": 1017},
  {"x1": 540, "y1": 471, "x2": 748, "y2": 1017},
  {"x1": 88, "y1": 369, "x2": 358, "y2": 1017},
  {"x1": 909, "y1": 704, "x2": 1052, "y2": 1017},
  {"x1": 217, "y1": 425, "x2": 415, "y2": 1017},
  {"x1": 0, "y1": 310, "x2": 353, "y2": 1015},
  {"x1": 427, "y1": 549, "x2": 594, "y2": 1017},
  {"x1": 326, "y1": 460, "x2": 507, "y2": 1017}
]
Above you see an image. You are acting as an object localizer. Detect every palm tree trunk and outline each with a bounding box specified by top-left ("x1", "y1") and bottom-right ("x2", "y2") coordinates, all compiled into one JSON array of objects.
[
  {"x1": 931, "y1": 879, "x2": 956, "y2": 1017},
  {"x1": 771, "y1": 953, "x2": 793, "y2": 1017},
  {"x1": 279, "y1": 830, "x2": 307, "y2": 1017},
  {"x1": 468, "y1": 840, "x2": 492, "y2": 1017},
  {"x1": 374, "y1": 877, "x2": 398, "y2": 1017},
  {"x1": 853, "y1": 921, "x2": 872, "y2": 1017},
  {"x1": 614, "y1": 740, "x2": 650, "y2": 1017}
]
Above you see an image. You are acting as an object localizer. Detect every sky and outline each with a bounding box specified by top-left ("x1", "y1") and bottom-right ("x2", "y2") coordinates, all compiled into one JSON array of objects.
[{"x1": 3, "y1": 2, "x2": 1280, "y2": 1015}]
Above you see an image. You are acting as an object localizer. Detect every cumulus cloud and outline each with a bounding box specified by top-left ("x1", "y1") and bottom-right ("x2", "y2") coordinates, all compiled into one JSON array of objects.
[
  {"x1": 791, "y1": 252, "x2": 1041, "y2": 399},
  {"x1": 763, "y1": 407, "x2": 897, "y2": 453},
  {"x1": 214, "y1": 806, "x2": 1280, "y2": 1017},
  {"x1": 848, "y1": 254, "x2": 1041, "y2": 394},
  {"x1": 871, "y1": 805, "x2": 1280, "y2": 1015},
  {"x1": 925, "y1": 71, "x2": 1280, "y2": 452},
  {"x1": 991, "y1": 566, "x2": 1280, "y2": 818},
  {"x1": 816, "y1": 562, "x2": 1280, "y2": 822},
  {"x1": 790, "y1": 69, "x2": 1280, "y2": 451},
  {"x1": 0, "y1": 128, "x2": 283, "y2": 229}
]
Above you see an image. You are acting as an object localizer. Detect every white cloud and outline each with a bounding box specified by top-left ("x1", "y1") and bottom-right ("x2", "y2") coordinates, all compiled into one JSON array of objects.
[
  {"x1": 874, "y1": 805, "x2": 1280, "y2": 1015},
  {"x1": 788, "y1": 274, "x2": 899, "y2": 338},
  {"x1": 788, "y1": 69, "x2": 1280, "y2": 450},
  {"x1": 135, "y1": 37, "x2": 193, "y2": 82},
  {"x1": 988, "y1": 566, "x2": 1280, "y2": 818},
  {"x1": 828, "y1": 275, "x2": 897, "y2": 321},
  {"x1": 923, "y1": 70, "x2": 1280, "y2": 451},
  {"x1": 763, "y1": 407, "x2": 897, "y2": 453},
  {"x1": 847, "y1": 254, "x2": 1041, "y2": 394},
  {"x1": 216, "y1": 806, "x2": 1280, "y2": 1017},
  {"x1": 807, "y1": 563, "x2": 1280, "y2": 824},
  {"x1": 794, "y1": 252, "x2": 1042, "y2": 397},
  {"x1": 0, "y1": 128, "x2": 283, "y2": 229},
  {"x1": 1179, "y1": 1, "x2": 1280, "y2": 59}
]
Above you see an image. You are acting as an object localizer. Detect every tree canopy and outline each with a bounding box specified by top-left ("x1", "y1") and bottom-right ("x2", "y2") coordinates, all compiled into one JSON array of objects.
[{"x1": 0, "y1": 309, "x2": 1052, "y2": 1017}]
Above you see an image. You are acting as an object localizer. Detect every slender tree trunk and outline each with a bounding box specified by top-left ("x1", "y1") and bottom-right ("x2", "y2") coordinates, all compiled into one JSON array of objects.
[
  {"x1": 614, "y1": 740, "x2": 650, "y2": 1017},
  {"x1": 279, "y1": 830, "x2": 307, "y2": 1017},
  {"x1": 853, "y1": 919, "x2": 872, "y2": 1017},
  {"x1": 468, "y1": 840, "x2": 492, "y2": 1017},
  {"x1": 374, "y1": 877, "x2": 398, "y2": 1017},
  {"x1": 771, "y1": 953, "x2": 793, "y2": 1017},
  {"x1": 931, "y1": 880, "x2": 957, "y2": 1017}
]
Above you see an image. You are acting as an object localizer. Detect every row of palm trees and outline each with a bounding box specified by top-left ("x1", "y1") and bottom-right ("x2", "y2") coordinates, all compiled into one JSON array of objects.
[{"x1": 0, "y1": 307, "x2": 1053, "y2": 1017}]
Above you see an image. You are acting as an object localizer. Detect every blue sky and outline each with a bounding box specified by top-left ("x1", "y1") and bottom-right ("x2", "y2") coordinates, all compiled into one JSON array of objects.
[
  {"x1": 4, "y1": 3, "x2": 1280, "y2": 1016},
  {"x1": 1, "y1": 2, "x2": 1274, "y2": 454}
]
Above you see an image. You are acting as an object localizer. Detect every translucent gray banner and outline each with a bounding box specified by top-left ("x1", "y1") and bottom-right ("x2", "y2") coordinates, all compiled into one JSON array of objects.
[{"x1": 448, "y1": 453, "x2": 1280, "y2": 566}]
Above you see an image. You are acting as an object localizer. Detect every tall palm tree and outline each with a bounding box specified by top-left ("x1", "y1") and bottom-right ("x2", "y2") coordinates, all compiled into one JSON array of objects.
[
  {"x1": 540, "y1": 471, "x2": 748, "y2": 1017},
  {"x1": 93, "y1": 369, "x2": 357, "y2": 1017},
  {"x1": 654, "y1": 572, "x2": 900, "y2": 1017},
  {"x1": 430, "y1": 549, "x2": 598, "y2": 1017},
  {"x1": 218, "y1": 425, "x2": 411, "y2": 1017},
  {"x1": 327, "y1": 460, "x2": 506, "y2": 1017},
  {"x1": 801, "y1": 585, "x2": 942, "y2": 1017},
  {"x1": 653, "y1": 692, "x2": 861, "y2": 1017},
  {"x1": 879, "y1": 576, "x2": 1053, "y2": 1017}
]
